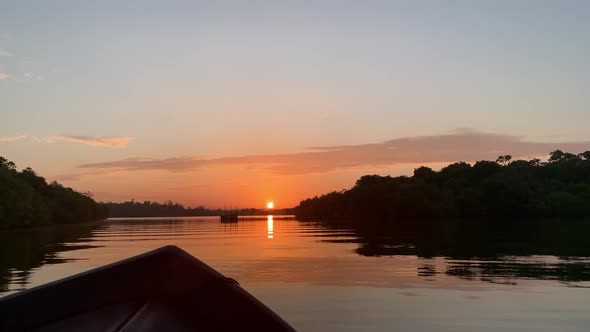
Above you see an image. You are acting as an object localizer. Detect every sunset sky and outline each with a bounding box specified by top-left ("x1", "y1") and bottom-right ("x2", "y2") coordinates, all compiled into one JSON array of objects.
[{"x1": 1, "y1": 1, "x2": 589, "y2": 208}]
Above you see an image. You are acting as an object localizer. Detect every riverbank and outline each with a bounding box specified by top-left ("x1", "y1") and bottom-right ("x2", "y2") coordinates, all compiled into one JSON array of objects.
[
  {"x1": 295, "y1": 151, "x2": 590, "y2": 224},
  {"x1": 0, "y1": 157, "x2": 109, "y2": 229}
]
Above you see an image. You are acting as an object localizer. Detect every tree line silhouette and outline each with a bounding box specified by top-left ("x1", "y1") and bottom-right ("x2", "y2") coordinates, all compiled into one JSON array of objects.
[
  {"x1": 0, "y1": 157, "x2": 108, "y2": 229},
  {"x1": 105, "y1": 200, "x2": 288, "y2": 218},
  {"x1": 295, "y1": 150, "x2": 590, "y2": 223}
]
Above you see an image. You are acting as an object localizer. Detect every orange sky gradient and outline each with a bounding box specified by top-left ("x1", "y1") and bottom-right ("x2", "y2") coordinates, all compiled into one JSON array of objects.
[{"x1": 37, "y1": 130, "x2": 590, "y2": 208}]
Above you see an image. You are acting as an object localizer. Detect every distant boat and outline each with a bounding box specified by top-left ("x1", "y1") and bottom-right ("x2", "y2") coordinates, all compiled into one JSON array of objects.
[
  {"x1": 220, "y1": 214, "x2": 239, "y2": 223},
  {"x1": 0, "y1": 246, "x2": 295, "y2": 332}
]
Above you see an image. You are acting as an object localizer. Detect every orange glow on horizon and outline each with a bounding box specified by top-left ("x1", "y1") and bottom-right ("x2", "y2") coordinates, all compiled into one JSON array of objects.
[{"x1": 74, "y1": 161, "x2": 457, "y2": 208}]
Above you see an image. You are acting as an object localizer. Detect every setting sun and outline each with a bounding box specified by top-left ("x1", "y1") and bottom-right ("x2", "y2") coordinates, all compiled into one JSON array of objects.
[{"x1": 267, "y1": 202, "x2": 274, "y2": 209}]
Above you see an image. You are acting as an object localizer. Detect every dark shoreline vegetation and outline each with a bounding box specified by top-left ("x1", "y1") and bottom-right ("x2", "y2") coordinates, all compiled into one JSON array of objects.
[
  {"x1": 0, "y1": 157, "x2": 108, "y2": 229},
  {"x1": 295, "y1": 150, "x2": 590, "y2": 223},
  {"x1": 105, "y1": 200, "x2": 293, "y2": 218}
]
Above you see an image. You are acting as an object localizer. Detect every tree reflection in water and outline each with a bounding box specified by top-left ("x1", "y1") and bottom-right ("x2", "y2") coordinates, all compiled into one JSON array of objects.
[
  {"x1": 0, "y1": 222, "x2": 103, "y2": 293},
  {"x1": 320, "y1": 219, "x2": 590, "y2": 286}
]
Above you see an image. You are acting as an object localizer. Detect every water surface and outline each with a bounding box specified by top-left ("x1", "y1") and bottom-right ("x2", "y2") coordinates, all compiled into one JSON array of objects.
[{"x1": 1, "y1": 216, "x2": 590, "y2": 331}]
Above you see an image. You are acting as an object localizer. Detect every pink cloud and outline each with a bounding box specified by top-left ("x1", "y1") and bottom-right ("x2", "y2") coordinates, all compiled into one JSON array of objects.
[{"x1": 76, "y1": 130, "x2": 590, "y2": 175}]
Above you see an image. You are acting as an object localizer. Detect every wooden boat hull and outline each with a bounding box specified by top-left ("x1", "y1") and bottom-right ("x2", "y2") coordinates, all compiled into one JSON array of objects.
[{"x1": 0, "y1": 246, "x2": 295, "y2": 332}]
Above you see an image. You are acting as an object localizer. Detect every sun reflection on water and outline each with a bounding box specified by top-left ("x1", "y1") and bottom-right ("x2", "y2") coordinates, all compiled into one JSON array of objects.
[{"x1": 267, "y1": 215, "x2": 274, "y2": 239}]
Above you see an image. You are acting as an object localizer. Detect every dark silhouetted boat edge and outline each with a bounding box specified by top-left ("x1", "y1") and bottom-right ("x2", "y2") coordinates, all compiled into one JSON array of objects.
[
  {"x1": 220, "y1": 214, "x2": 239, "y2": 223},
  {"x1": 0, "y1": 245, "x2": 296, "y2": 332}
]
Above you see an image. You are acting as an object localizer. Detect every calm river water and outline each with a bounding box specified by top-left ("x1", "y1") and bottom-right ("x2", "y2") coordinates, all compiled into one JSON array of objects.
[{"x1": 2, "y1": 216, "x2": 590, "y2": 331}]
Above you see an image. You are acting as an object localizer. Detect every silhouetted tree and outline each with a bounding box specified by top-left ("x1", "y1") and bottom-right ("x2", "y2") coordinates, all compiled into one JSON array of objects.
[
  {"x1": 549, "y1": 150, "x2": 579, "y2": 163},
  {"x1": 528, "y1": 158, "x2": 542, "y2": 167},
  {"x1": 0, "y1": 157, "x2": 16, "y2": 171},
  {"x1": 414, "y1": 166, "x2": 436, "y2": 180},
  {"x1": 496, "y1": 155, "x2": 512, "y2": 166},
  {"x1": 295, "y1": 150, "x2": 590, "y2": 222},
  {"x1": 0, "y1": 156, "x2": 108, "y2": 228}
]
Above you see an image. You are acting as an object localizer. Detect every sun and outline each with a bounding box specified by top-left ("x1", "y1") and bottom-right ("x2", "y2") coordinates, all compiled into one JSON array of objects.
[{"x1": 266, "y1": 201, "x2": 274, "y2": 209}]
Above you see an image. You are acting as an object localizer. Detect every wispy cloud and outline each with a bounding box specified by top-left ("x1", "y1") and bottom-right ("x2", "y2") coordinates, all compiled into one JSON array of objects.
[
  {"x1": 0, "y1": 135, "x2": 26, "y2": 142},
  {"x1": 4, "y1": 71, "x2": 47, "y2": 82},
  {"x1": 54, "y1": 169, "x2": 130, "y2": 181},
  {"x1": 0, "y1": 49, "x2": 12, "y2": 57},
  {"x1": 0, "y1": 49, "x2": 11, "y2": 80},
  {"x1": 22, "y1": 72, "x2": 45, "y2": 81},
  {"x1": 56, "y1": 135, "x2": 132, "y2": 148},
  {"x1": 1, "y1": 135, "x2": 132, "y2": 148},
  {"x1": 76, "y1": 129, "x2": 590, "y2": 176}
]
